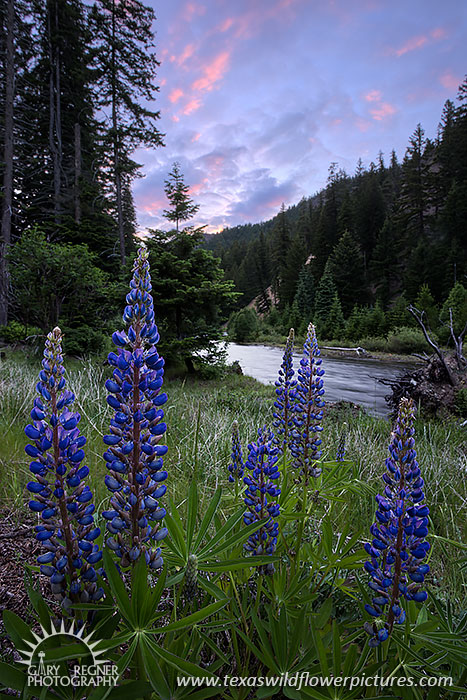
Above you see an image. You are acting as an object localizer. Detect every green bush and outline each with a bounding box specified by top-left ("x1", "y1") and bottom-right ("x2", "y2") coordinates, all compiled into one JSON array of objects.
[
  {"x1": 230, "y1": 308, "x2": 258, "y2": 342},
  {"x1": 454, "y1": 387, "x2": 467, "y2": 417},
  {"x1": 0, "y1": 320, "x2": 42, "y2": 344},
  {"x1": 386, "y1": 326, "x2": 431, "y2": 354}
]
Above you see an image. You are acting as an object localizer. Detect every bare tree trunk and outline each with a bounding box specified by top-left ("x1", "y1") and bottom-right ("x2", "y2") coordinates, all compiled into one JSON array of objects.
[
  {"x1": 47, "y1": 6, "x2": 61, "y2": 228},
  {"x1": 111, "y1": 0, "x2": 125, "y2": 268},
  {"x1": 407, "y1": 305, "x2": 457, "y2": 386},
  {"x1": 74, "y1": 122, "x2": 81, "y2": 224},
  {"x1": 0, "y1": 0, "x2": 15, "y2": 325}
]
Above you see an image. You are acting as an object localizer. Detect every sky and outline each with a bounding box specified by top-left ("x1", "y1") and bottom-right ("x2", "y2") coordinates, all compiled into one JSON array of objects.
[{"x1": 133, "y1": 0, "x2": 467, "y2": 234}]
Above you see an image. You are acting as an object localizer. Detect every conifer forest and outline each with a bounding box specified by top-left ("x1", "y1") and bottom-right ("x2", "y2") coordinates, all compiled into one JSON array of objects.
[{"x1": 0, "y1": 1, "x2": 466, "y2": 698}]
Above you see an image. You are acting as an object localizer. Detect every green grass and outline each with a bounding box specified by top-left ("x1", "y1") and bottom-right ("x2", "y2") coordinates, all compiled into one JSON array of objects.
[{"x1": 0, "y1": 350, "x2": 465, "y2": 605}]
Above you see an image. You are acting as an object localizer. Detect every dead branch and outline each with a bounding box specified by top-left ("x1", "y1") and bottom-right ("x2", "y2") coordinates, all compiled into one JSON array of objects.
[{"x1": 407, "y1": 305, "x2": 457, "y2": 386}]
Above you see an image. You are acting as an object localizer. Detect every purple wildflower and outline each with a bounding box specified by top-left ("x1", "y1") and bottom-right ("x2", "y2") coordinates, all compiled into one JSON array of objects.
[
  {"x1": 25, "y1": 327, "x2": 102, "y2": 606},
  {"x1": 364, "y1": 398, "x2": 430, "y2": 646}
]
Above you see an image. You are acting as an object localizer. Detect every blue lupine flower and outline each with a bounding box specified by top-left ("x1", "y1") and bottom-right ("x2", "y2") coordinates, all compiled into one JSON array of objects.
[
  {"x1": 336, "y1": 423, "x2": 347, "y2": 462},
  {"x1": 273, "y1": 328, "x2": 296, "y2": 452},
  {"x1": 289, "y1": 323, "x2": 325, "y2": 481},
  {"x1": 243, "y1": 428, "x2": 281, "y2": 574},
  {"x1": 103, "y1": 247, "x2": 168, "y2": 570},
  {"x1": 24, "y1": 327, "x2": 102, "y2": 606},
  {"x1": 364, "y1": 397, "x2": 430, "y2": 647},
  {"x1": 228, "y1": 420, "x2": 244, "y2": 483}
]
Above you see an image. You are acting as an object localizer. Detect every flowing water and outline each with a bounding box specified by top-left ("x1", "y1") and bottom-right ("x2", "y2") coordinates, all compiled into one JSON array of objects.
[{"x1": 224, "y1": 343, "x2": 416, "y2": 418}]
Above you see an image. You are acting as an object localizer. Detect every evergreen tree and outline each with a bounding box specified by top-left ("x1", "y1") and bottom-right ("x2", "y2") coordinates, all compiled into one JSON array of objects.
[
  {"x1": 280, "y1": 232, "x2": 307, "y2": 308},
  {"x1": 328, "y1": 230, "x2": 366, "y2": 315},
  {"x1": 440, "y1": 282, "x2": 467, "y2": 337},
  {"x1": 163, "y1": 161, "x2": 200, "y2": 232},
  {"x1": 314, "y1": 260, "x2": 340, "y2": 338},
  {"x1": 91, "y1": 0, "x2": 164, "y2": 267},
  {"x1": 414, "y1": 284, "x2": 438, "y2": 331},
  {"x1": 271, "y1": 203, "x2": 291, "y2": 304},
  {"x1": 293, "y1": 264, "x2": 315, "y2": 318}
]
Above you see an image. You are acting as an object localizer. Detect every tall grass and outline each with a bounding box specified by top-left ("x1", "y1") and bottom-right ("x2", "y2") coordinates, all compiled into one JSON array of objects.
[{"x1": 0, "y1": 350, "x2": 465, "y2": 602}]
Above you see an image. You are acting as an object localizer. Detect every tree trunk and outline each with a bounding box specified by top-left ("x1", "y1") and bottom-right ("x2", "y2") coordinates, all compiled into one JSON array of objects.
[
  {"x1": 74, "y1": 122, "x2": 81, "y2": 224},
  {"x1": 0, "y1": 0, "x2": 15, "y2": 326},
  {"x1": 47, "y1": 5, "x2": 61, "y2": 228},
  {"x1": 111, "y1": 0, "x2": 125, "y2": 269}
]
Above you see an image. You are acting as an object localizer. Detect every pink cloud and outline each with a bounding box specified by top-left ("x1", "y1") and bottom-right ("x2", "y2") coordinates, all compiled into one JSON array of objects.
[
  {"x1": 171, "y1": 115, "x2": 180, "y2": 123},
  {"x1": 218, "y1": 17, "x2": 234, "y2": 32},
  {"x1": 168, "y1": 88, "x2": 184, "y2": 104},
  {"x1": 190, "y1": 178, "x2": 209, "y2": 195},
  {"x1": 365, "y1": 89, "x2": 382, "y2": 102},
  {"x1": 182, "y1": 2, "x2": 206, "y2": 22},
  {"x1": 370, "y1": 102, "x2": 396, "y2": 121},
  {"x1": 192, "y1": 51, "x2": 230, "y2": 92},
  {"x1": 431, "y1": 27, "x2": 447, "y2": 40},
  {"x1": 356, "y1": 118, "x2": 372, "y2": 133},
  {"x1": 439, "y1": 71, "x2": 461, "y2": 91},
  {"x1": 192, "y1": 132, "x2": 201, "y2": 142},
  {"x1": 174, "y1": 43, "x2": 195, "y2": 66},
  {"x1": 183, "y1": 98, "x2": 202, "y2": 115},
  {"x1": 394, "y1": 34, "x2": 428, "y2": 57}
]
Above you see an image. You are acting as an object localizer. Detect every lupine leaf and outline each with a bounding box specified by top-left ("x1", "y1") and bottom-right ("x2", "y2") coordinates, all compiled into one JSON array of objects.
[
  {"x1": 193, "y1": 488, "x2": 222, "y2": 551},
  {"x1": 151, "y1": 599, "x2": 227, "y2": 634},
  {"x1": 102, "y1": 549, "x2": 134, "y2": 626}
]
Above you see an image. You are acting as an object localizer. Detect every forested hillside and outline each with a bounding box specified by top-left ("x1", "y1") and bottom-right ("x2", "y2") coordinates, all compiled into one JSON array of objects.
[{"x1": 206, "y1": 86, "x2": 467, "y2": 343}]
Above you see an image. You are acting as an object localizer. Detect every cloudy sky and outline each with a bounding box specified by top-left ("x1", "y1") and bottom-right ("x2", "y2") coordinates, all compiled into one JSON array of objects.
[{"x1": 133, "y1": 0, "x2": 466, "y2": 234}]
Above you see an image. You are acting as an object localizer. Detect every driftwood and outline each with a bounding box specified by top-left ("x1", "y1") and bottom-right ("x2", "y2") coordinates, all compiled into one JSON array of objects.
[{"x1": 321, "y1": 346, "x2": 367, "y2": 356}]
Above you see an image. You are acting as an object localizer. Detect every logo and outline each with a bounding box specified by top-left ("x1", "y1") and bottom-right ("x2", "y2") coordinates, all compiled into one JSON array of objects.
[{"x1": 18, "y1": 620, "x2": 119, "y2": 689}]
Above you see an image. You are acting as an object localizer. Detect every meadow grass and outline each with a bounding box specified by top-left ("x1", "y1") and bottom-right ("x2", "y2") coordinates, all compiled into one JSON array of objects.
[{"x1": 0, "y1": 350, "x2": 465, "y2": 605}]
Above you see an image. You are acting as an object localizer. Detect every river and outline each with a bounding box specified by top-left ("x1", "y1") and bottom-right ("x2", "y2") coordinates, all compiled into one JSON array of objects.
[{"x1": 224, "y1": 343, "x2": 416, "y2": 418}]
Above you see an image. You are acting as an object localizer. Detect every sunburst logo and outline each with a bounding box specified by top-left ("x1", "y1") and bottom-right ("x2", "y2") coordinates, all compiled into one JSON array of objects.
[{"x1": 18, "y1": 620, "x2": 118, "y2": 689}]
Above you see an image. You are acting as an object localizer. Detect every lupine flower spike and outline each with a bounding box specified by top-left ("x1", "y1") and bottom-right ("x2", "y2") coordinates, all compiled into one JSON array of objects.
[
  {"x1": 228, "y1": 420, "x2": 244, "y2": 483},
  {"x1": 243, "y1": 428, "x2": 281, "y2": 574},
  {"x1": 364, "y1": 398, "x2": 430, "y2": 647},
  {"x1": 290, "y1": 323, "x2": 325, "y2": 482},
  {"x1": 103, "y1": 247, "x2": 168, "y2": 569},
  {"x1": 273, "y1": 328, "x2": 296, "y2": 452},
  {"x1": 25, "y1": 327, "x2": 102, "y2": 607},
  {"x1": 336, "y1": 423, "x2": 347, "y2": 462}
]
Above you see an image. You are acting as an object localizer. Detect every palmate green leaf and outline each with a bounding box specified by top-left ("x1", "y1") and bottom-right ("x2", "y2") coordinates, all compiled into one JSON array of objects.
[
  {"x1": 192, "y1": 488, "x2": 222, "y2": 551},
  {"x1": 152, "y1": 599, "x2": 227, "y2": 634},
  {"x1": 26, "y1": 586, "x2": 53, "y2": 632},
  {"x1": 102, "y1": 549, "x2": 133, "y2": 626},
  {"x1": 133, "y1": 564, "x2": 167, "y2": 628},
  {"x1": 186, "y1": 481, "x2": 199, "y2": 551},
  {"x1": 145, "y1": 635, "x2": 217, "y2": 679},
  {"x1": 0, "y1": 662, "x2": 24, "y2": 692},
  {"x1": 197, "y1": 575, "x2": 228, "y2": 600},
  {"x1": 310, "y1": 620, "x2": 329, "y2": 677},
  {"x1": 199, "y1": 556, "x2": 278, "y2": 572},
  {"x1": 199, "y1": 517, "x2": 269, "y2": 559},
  {"x1": 138, "y1": 635, "x2": 171, "y2": 700},
  {"x1": 104, "y1": 681, "x2": 154, "y2": 700},
  {"x1": 195, "y1": 508, "x2": 246, "y2": 558},
  {"x1": 314, "y1": 597, "x2": 333, "y2": 629},
  {"x1": 165, "y1": 496, "x2": 188, "y2": 558},
  {"x1": 2, "y1": 610, "x2": 37, "y2": 651}
]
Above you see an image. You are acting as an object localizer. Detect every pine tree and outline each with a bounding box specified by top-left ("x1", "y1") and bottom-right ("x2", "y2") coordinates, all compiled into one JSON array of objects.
[
  {"x1": 293, "y1": 265, "x2": 315, "y2": 318},
  {"x1": 414, "y1": 284, "x2": 438, "y2": 331},
  {"x1": 91, "y1": 0, "x2": 163, "y2": 267},
  {"x1": 314, "y1": 260, "x2": 341, "y2": 338},
  {"x1": 280, "y1": 233, "x2": 307, "y2": 308},
  {"x1": 271, "y1": 203, "x2": 291, "y2": 305},
  {"x1": 162, "y1": 162, "x2": 200, "y2": 232},
  {"x1": 328, "y1": 230, "x2": 367, "y2": 315}
]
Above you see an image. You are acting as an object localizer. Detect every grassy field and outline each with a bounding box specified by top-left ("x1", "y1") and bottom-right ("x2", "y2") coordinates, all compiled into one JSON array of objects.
[{"x1": 0, "y1": 348, "x2": 466, "y2": 607}]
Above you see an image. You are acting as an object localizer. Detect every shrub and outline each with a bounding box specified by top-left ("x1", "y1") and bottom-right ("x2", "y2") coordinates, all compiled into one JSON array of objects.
[
  {"x1": 454, "y1": 387, "x2": 467, "y2": 417},
  {"x1": 231, "y1": 307, "x2": 258, "y2": 342},
  {"x1": 386, "y1": 326, "x2": 431, "y2": 354},
  {"x1": 0, "y1": 320, "x2": 42, "y2": 344}
]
